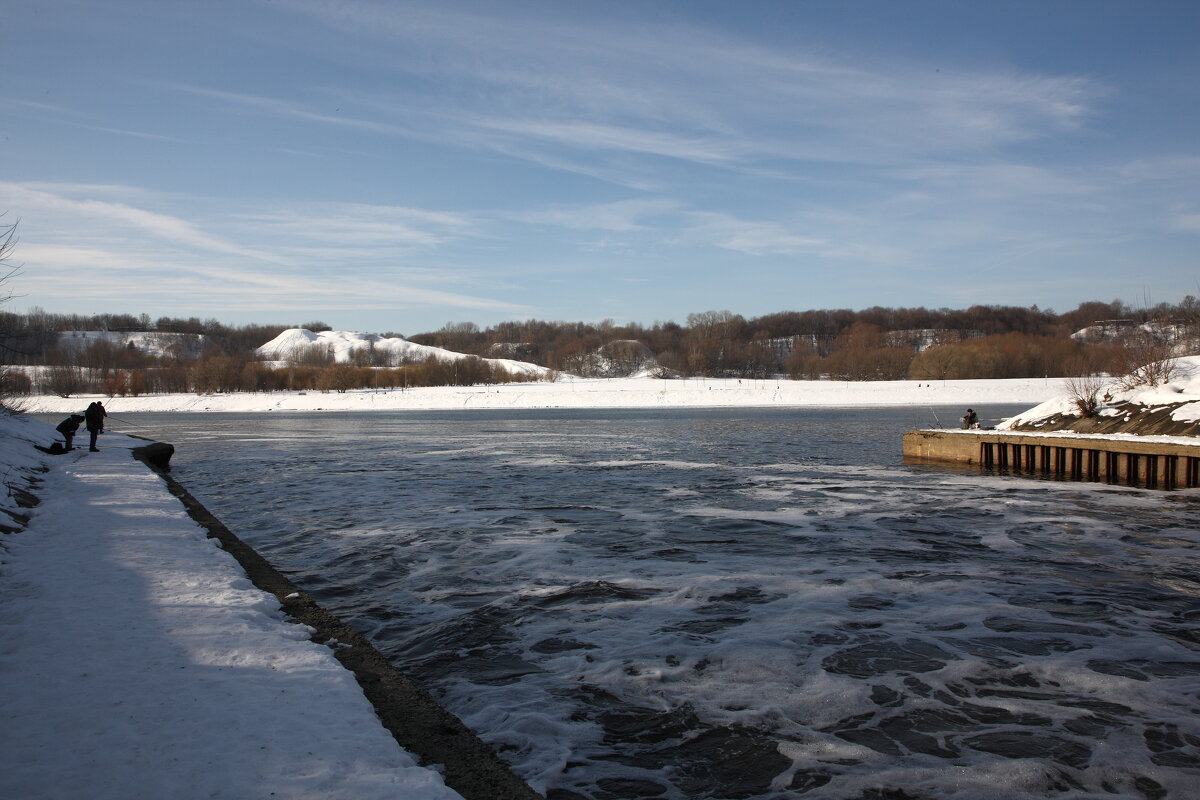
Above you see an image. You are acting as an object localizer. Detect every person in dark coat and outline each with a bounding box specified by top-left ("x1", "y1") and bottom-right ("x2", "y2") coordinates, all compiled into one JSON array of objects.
[
  {"x1": 55, "y1": 414, "x2": 85, "y2": 451},
  {"x1": 84, "y1": 401, "x2": 107, "y2": 451},
  {"x1": 962, "y1": 408, "x2": 978, "y2": 429}
]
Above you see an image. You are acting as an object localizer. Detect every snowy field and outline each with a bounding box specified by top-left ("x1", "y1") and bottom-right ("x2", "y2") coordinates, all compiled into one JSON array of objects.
[
  {"x1": 28, "y1": 374, "x2": 1060, "y2": 415},
  {"x1": 0, "y1": 414, "x2": 464, "y2": 800}
]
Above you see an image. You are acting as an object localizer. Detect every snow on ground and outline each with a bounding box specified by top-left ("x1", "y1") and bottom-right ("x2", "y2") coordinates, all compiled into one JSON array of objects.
[
  {"x1": 0, "y1": 414, "x2": 462, "y2": 800},
  {"x1": 998, "y1": 355, "x2": 1200, "y2": 428},
  {"x1": 0, "y1": 414, "x2": 52, "y2": 532},
  {"x1": 256, "y1": 328, "x2": 550, "y2": 377},
  {"x1": 942, "y1": 426, "x2": 1200, "y2": 448},
  {"x1": 28, "y1": 374, "x2": 1060, "y2": 414}
]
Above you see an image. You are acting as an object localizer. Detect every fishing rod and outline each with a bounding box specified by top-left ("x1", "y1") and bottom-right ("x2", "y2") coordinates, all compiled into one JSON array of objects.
[
  {"x1": 928, "y1": 406, "x2": 944, "y2": 428},
  {"x1": 91, "y1": 409, "x2": 148, "y2": 431}
]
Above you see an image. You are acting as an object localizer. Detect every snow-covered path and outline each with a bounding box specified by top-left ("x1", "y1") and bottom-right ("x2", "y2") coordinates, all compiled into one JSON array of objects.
[{"x1": 0, "y1": 431, "x2": 462, "y2": 800}]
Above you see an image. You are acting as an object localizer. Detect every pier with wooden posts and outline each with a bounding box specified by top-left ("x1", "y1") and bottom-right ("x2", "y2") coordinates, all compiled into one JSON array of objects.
[{"x1": 902, "y1": 429, "x2": 1200, "y2": 490}]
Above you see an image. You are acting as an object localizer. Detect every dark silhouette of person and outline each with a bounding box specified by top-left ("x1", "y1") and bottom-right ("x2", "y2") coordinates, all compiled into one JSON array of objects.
[
  {"x1": 962, "y1": 408, "x2": 978, "y2": 429},
  {"x1": 85, "y1": 401, "x2": 107, "y2": 451},
  {"x1": 55, "y1": 414, "x2": 84, "y2": 451}
]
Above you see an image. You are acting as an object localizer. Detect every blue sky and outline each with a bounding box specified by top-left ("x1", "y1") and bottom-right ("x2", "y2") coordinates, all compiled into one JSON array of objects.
[{"x1": 3, "y1": 0, "x2": 1198, "y2": 335}]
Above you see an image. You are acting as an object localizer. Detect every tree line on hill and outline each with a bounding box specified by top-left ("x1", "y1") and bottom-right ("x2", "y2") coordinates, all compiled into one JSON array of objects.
[
  {"x1": 0, "y1": 309, "x2": 318, "y2": 358},
  {"x1": 2, "y1": 297, "x2": 1198, "y2": 398},
  {"x1": 411, "y1": 299, "x2": 1199, "y2": 380}
]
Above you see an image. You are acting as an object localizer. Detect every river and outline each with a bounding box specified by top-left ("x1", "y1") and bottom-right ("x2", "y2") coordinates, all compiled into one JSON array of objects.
[{"x1": 111, "y1": 406, "x2": 1200, "y2": 800}]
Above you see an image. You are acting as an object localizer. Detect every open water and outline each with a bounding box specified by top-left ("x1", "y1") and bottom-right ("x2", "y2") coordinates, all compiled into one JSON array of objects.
[{"x1": 116, "y1": 407, "x2": 1200, "y2": 799}]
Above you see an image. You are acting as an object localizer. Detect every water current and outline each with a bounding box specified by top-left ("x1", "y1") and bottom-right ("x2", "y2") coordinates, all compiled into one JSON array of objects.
[{"x1": 114, "y1": 407, "x2": 1200, "y2": 800}]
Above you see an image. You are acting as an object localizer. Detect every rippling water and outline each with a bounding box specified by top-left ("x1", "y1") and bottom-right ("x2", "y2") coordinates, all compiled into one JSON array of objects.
[{"x1": 117, "y1": 407, "x2": 1200, "y2": 799}]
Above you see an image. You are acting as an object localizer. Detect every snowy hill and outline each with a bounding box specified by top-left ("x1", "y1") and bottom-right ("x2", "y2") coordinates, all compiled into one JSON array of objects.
[
  {"x1": 256, "y1": 329, "x2": 552, "y2": 377},
  {"x1": 999, "y1": 356, "x2": 1200, "y2": 437}
]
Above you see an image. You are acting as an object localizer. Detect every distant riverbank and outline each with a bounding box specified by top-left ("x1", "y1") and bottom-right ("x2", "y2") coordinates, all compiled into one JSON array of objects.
[{"x1": 28, "y1": 375, "x2": 1058, "y2": 414}]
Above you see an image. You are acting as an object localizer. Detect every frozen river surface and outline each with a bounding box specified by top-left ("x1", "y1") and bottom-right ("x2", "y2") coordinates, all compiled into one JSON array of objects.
[{"x1": 121, "y1": 407, "x2": 1200, "y2": 800}]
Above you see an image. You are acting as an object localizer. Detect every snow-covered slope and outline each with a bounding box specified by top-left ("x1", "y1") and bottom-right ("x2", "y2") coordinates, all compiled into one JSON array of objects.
[
  {"x1": 999, "y1": 356, "x2": 1200, "y2": 435},
  {"x1": 0, "y1": 412, "x2": 53, "y2": 533},
  {"x1": 256, "y1": 329, "x2": 551, "y2": 377}
]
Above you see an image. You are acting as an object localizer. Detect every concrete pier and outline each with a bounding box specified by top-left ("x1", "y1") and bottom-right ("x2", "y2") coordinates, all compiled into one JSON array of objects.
[{"x1": 903, "y1": 429, "x2": 1200, "y2": 489}]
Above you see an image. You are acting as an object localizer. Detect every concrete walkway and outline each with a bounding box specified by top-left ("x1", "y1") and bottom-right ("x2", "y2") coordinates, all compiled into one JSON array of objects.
[{"x1": 0, "y1": 434, "x2": 467, "y2": 799}]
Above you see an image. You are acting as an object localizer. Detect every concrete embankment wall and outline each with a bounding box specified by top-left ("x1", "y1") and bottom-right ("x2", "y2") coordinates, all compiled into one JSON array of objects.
[{"x1": 903, "y1": 430, "x2": 1200, "y2": 489}]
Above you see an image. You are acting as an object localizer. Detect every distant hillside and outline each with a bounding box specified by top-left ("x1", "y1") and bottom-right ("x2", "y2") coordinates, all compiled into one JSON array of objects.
[
  {"x1": 1071, "y1": 320, "x2": 1200, "y2": 355},
  {"x1": 56, "y1": 330, "x2": 208, "y2": 358},
  {"x1": 3, "y1": 298, "x2": 1197, "y2": 383}
]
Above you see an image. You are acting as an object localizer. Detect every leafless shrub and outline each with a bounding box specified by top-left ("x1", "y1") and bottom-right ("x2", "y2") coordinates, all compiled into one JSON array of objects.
[
  {"x1": 0, "y1": 368, "x2": 30, "y2": 414},
  {"x1": 1064, "y1": 373, "x2": 1108, "y2": 417}
]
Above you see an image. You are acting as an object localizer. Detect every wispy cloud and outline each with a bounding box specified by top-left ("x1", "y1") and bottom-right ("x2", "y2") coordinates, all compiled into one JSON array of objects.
[
  {"x1": 3, "y1": 183, "x2": 279, "y2": 262},
  {"x1": 96, "y1": 0, "x2": 1102, "y2": 198},
  {"x1": 1171, "y1": 213, "x2": 1200, "y2": 234},
  {"x1": 508, "y1": 199, "x2": 679, "y2": 232},
  {"x1": 237, "y1": 202, "x2": 475, "y2": 252},
  {"x1": 1, "y1": 96, "x2": 182, "y2": 143},
  {"x1": 680, "y1": 212, "x2": 827, "y2": 256},
  {"x1": 476, "y1": 120, "x2": 736, "y2": 165},
  {"x1": 0, "y1": 96, "x2": 85, "y2": 116},
  {"x1": 154, "y1": 82, "x2": 416, "y2": 138},
  {"x1": 17, "y1": 238, "x2": 528, "y2": 314},
  {"x1": 892, "y1": 163, "x2": 1100, "y2": 202},
  {"x1": 2, "y1": 182, "x2": 524, "y2": 318},
  {"x1": 272, "y1": 0, "x2": 1101, "y2": 174}
]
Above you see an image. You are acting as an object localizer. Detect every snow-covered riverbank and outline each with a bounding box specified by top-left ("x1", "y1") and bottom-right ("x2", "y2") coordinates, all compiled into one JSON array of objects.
[
  {"x1": 28, "y1": 375, "x2": 1059, "y2": 414},
  {"x1": 0, "y1": 414, "x2": 464, "y2": 800}
]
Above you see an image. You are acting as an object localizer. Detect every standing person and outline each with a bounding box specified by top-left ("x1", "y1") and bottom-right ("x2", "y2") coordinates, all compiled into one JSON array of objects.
[
  {"x1": 85, "y1": 401, "x2": 107, "y2": 452},
  {"x1": 55, "y1": 414, "x2": 85, "y2": 451}
]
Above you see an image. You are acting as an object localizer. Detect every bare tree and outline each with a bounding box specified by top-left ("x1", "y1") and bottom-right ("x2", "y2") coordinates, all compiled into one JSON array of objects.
[
  {"x1": 1117, "y1": 327, "x2": 1177, "y2": 389},
  {"x1": 0, "y1": 218, "x2": 26, "y2": 412},
  {"x1": 41, "y1": 365, "x2": 86, "y2": 398},
  {"x1": 0, "y1": 218, "x2": 19, "y2": 304}
]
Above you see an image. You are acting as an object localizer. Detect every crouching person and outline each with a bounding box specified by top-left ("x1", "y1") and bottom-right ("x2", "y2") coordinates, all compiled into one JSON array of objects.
[{"x1": 56, "y1": 414, "x2": 84, "y2": 451}]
